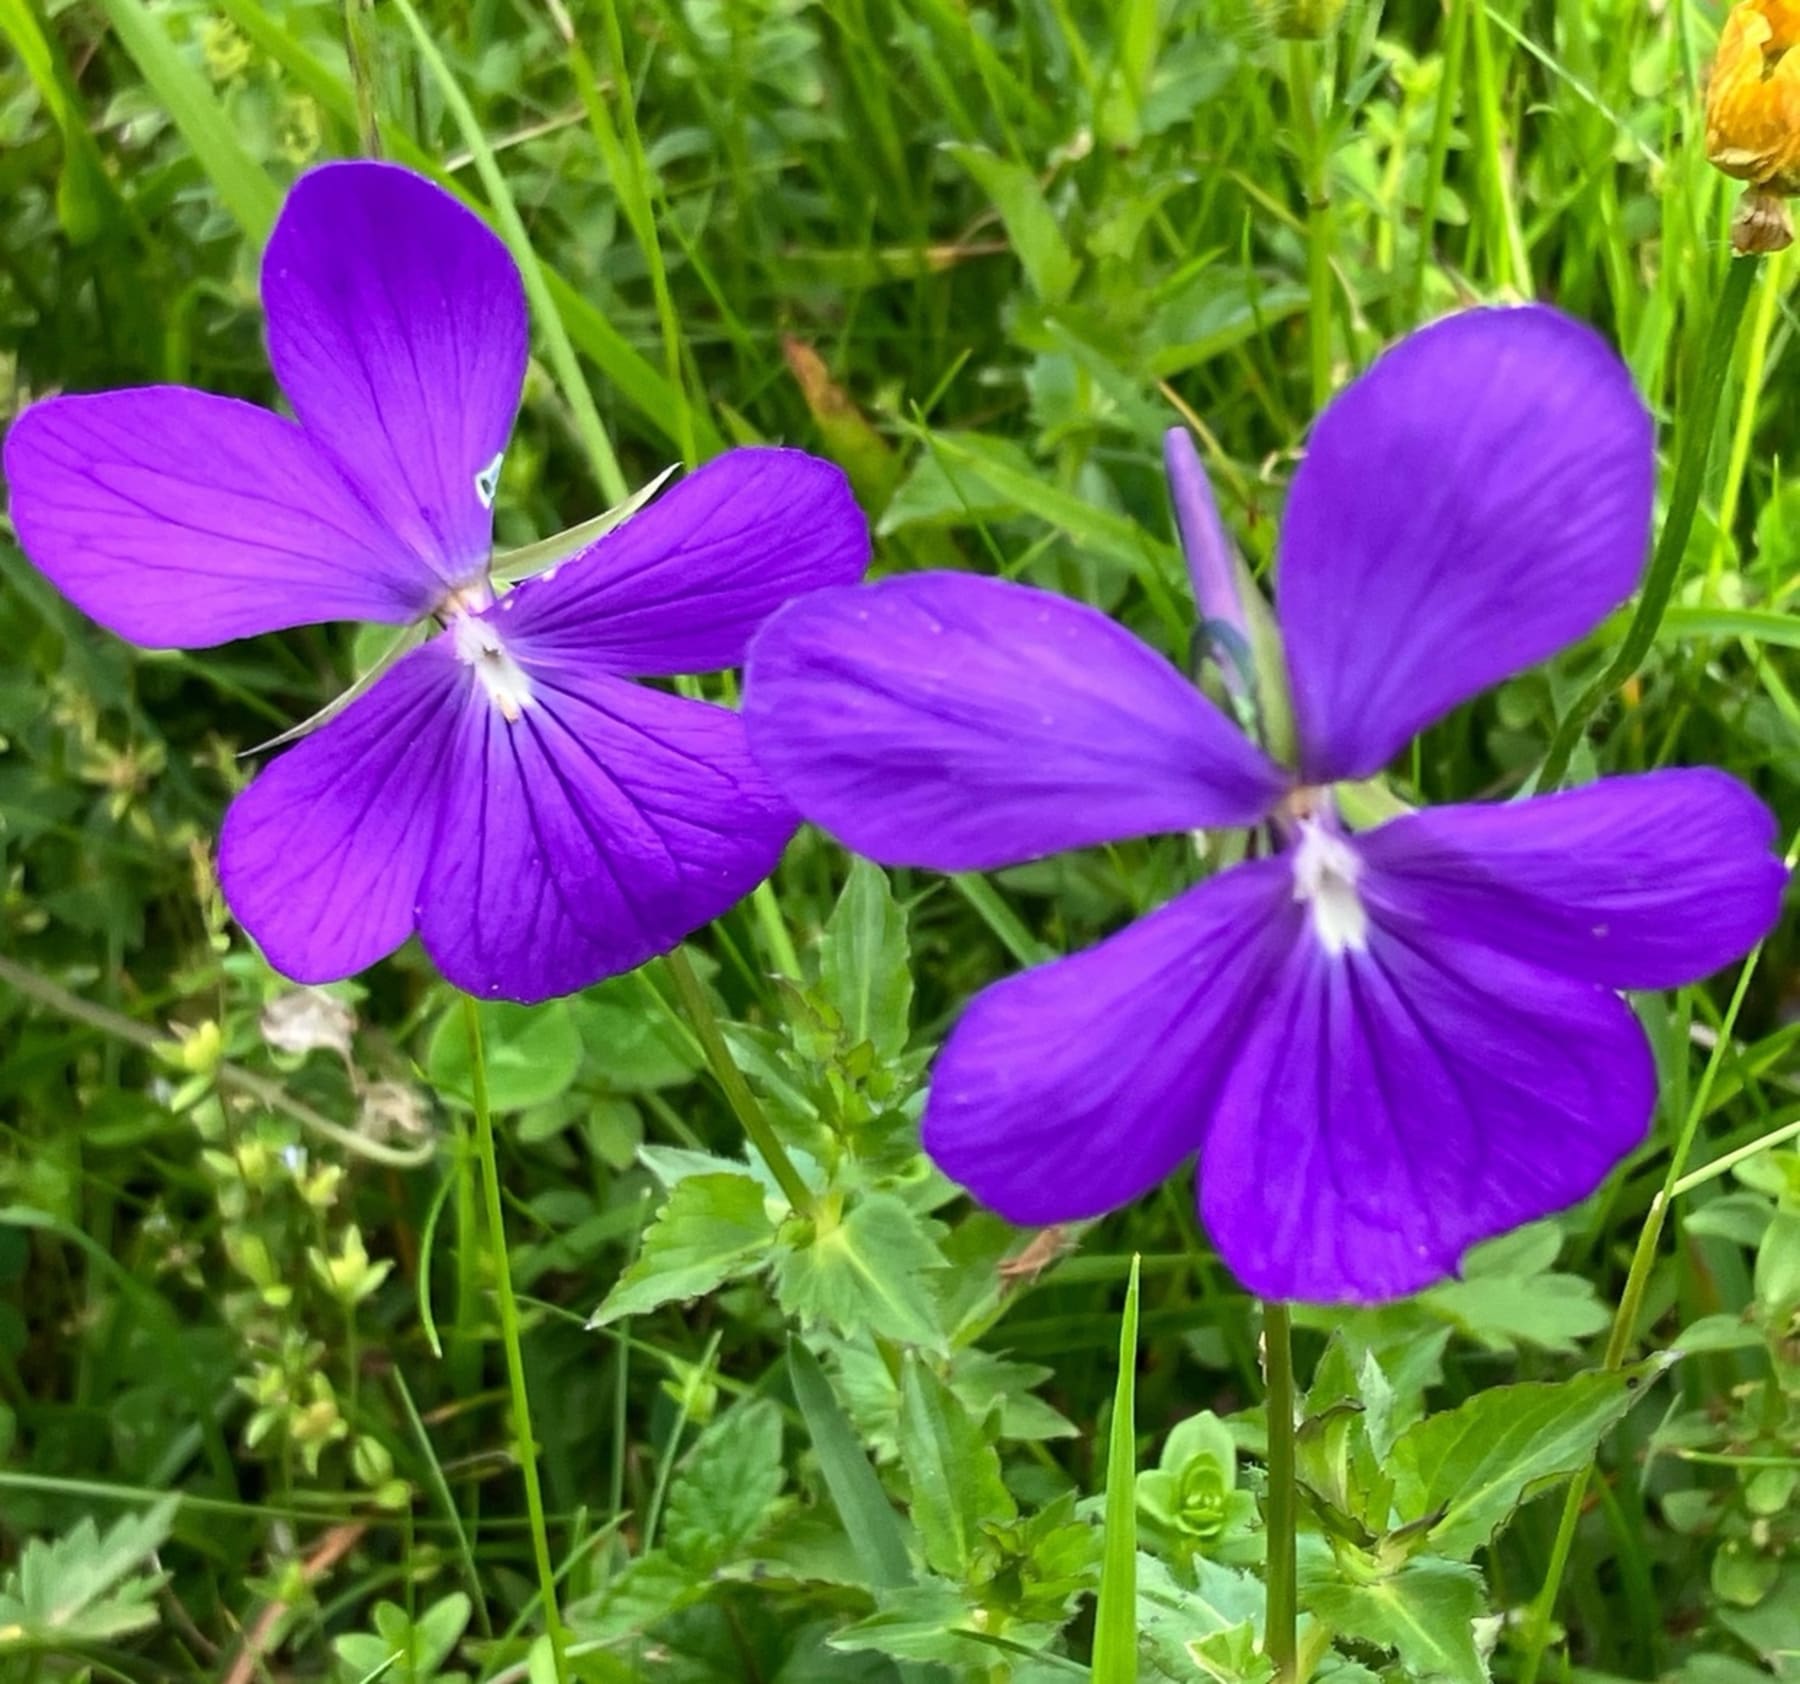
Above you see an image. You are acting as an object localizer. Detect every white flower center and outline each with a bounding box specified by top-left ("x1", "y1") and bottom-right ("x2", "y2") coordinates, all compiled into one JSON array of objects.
[
  {"x1": 1292, "y1": 820, "x2": 1368, "y2": 956},
  {"x1": 453, "y1": 615, "x2": 534, "y2": 723}
]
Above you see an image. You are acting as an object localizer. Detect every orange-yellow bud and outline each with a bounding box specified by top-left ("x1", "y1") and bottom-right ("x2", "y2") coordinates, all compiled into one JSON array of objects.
[{"x1": 1706, "y1": 0, "x2": 1800, "y2": 194}]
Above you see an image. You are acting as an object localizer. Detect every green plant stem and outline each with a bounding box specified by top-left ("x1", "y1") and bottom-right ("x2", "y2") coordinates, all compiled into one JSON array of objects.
[
  {"x1": 1539, "y1": 254, "x2": 1762, "y2": 787},
  {"x1": 1287, "y1": 40, "x2": 1332, "y2": 410},
  {"x1": 1516, "y1": 936, "x2": 1771, "y2": 1684},
  {"x1": 1710, "y1": 248, "x2": 1786, "y2": 588},
  {"x1": 461, "y1": 995, "x2": 570, "y2": 1684},
  {"x1": 1406, "y1": 0, "x2": 1468, "y2": 323},
  {"x1": 662, "y1": 947, "x2": 817, "y2": 1219},
  {"x1": 1263, "y1": 1300, "x2": 1299, "y2": 1684}
]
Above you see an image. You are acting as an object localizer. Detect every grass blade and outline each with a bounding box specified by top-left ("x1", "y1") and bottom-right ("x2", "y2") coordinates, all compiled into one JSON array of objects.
[
  {"x1": 1092, "y1": 1253, "x2": 1141, "y2": 1684},
  {"x1": 787, "y1": 1338, "x2": 913, "y2": 1590}
]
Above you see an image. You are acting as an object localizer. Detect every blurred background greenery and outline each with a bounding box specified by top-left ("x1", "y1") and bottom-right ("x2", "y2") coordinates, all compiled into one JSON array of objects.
[{"x1": 0, "y1": 0, "x2": 1794, "y2": 1679}]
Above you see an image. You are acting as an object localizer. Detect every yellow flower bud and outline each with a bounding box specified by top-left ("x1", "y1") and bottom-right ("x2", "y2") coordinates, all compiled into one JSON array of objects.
[{"x1": 1706, "y1": 0, "x2": 1800, "y2": 194}]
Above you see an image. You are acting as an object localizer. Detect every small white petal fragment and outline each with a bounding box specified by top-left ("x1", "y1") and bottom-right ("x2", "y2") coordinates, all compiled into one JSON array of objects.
[
  {"x1": 475, "y1": 451, "x2": 504, "y2": 509},
  {"x1": 1292, "y1": 820, "x2": 1369, "y2": 956},
  {"x1": 453, "y1": 614, "x2": 534, "y2": 723}
]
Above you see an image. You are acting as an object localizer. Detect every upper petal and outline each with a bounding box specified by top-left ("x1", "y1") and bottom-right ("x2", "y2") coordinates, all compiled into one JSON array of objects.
[
  {"x1": 218, "y1": 638, "x2": 463, "y2": 981},
  {"x1": 499, "y1": 449, "x2": 871, "y2": 675},
  {"x1": 1277, "y1": 307, "x2": 1653, "y2": 782},
  {"x1": 742, "y1": 573, "x2": 1288, "y2": 872},
  {"x1": 417, "y1": 644, "x2": 794, "y2": 1003},
  {"x1": 1359, "y1": 769, "x2": 1787, "y2": 990},
  {"x1": 923, "y1": 860, "x2": 1296, "y2": 1225},
  {"x1": 1199, "y1": 922, "x2": 1654, "y2": 1304},
  {"x1": 4, "y1": 389, "x2": 439, "y2": 646},
  {"x1": 263, "y1": 161, "x2": 527, "y2": 592}
]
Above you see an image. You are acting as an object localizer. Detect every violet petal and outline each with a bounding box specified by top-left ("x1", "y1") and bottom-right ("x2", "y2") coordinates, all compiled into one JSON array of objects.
[
  {"x1": 263, "y1": 161, "x2": 527, "y2": 594},
  {"x1": 923, "y1": 859, "x2": 1297, "y2": 1224},
  {"x1": 1278, "y1": 306, "x2": 1653, "y2": 782},
  {"x1": 1360, "y1": 768, "x2": 1787, "y2": 990},
  {"x1": 4, "y1": 389, "x2": 438, "y2": 646},
  {"x1": 742, "y1": 572, "x2": 1288, "y2": 872},
  {"x1": 417, "y1": 644, "x2": 794, "y2": 1003},
  {"x1": 499, "y1": 448, "x2": 870, "y2": 675},
  {"x1": 218, "y1": 638, "x2": 462, "y2": 981},
  {"x1": 1199, "y1": 920, "x2": 1654, "y2": 1303}
]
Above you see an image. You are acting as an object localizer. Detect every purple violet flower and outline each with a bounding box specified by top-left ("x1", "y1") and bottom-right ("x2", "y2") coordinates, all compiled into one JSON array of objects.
[
  {"x1": 4, "y1": 161, "x2": 869, "y2": 1004},
  {"x1": 743, "y1": 306, "x2": 1789, "y2": 1304}
]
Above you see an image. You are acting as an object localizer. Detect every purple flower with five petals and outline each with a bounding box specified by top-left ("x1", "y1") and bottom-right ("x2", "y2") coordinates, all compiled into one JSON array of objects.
[
  {"x1": 4, "y1": 161, "x2": 869, "y2": 1003},
  {"x1": 743, "y1": 306, "x2": 1789, "y2": 1304}
]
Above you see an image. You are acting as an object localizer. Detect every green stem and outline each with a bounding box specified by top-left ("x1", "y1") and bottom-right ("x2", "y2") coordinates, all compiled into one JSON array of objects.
[
  {"x1": 461, "y1": 995, "x2": 570, "y2": 1684},
  {"x1": 1405, "y1": 0, "x2": 1468, "y2": 324},
  {"x1": 1710, "y1": 248, "x2": 1785, "y2": 589},
  {"x1": 1263, "y1": 1300, "x2": 1299, "y2": 1684},
  {"x1": 1287, "y1": 40, "x2": 1332, "y2": 410},
  {"x1": 661, "y1": 948, "x2": 817, "y2": 1219},
  {"x1": 1516, "y1": 941, "x2": 1769, "y2": 1684},
  {"x1": 1539, "y1": 254, "x2": 1761, "y2": 787}
]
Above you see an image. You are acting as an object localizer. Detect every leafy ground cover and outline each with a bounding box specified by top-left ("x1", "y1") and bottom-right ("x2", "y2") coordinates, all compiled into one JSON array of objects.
[{"x1": 0, "y1": 0, "x2": 1795, "y2": 1680}]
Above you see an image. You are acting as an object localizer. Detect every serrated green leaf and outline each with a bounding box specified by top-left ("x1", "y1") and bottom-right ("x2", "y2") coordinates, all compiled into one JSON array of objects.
[
  {"x1": 775, "y1": 1194, "x2": 948, "y2": 1349},
  {"x1": 1388, "y1": 1359, "x2": 1672, "y2": 1559},
  {"x1": 943, "y1": 144, "x2": 1079, "y2": 303},
  {"x1": 820, "y1": 859, "x2": 913, "y2": 1060},
  {"x1": 0, "y1": 1496, "x2": 176, "y2": 1646},
  {"x1": 664, "y1": 1398, "x2": 785, "y2": 1570},
  {"x1": 897, "y1": 1358, "x2": 1015, "y2": 1582},
  {"x1": 589, "y1": 1173, "x2": 774, "y2": 1326},
  {"x1": 1306, "y1": 1557, "x2": 1487, "y2": 1684}
]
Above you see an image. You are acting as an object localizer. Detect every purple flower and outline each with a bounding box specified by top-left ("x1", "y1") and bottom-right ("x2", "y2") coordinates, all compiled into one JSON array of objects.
[
  {"x1": 743, "y1": 306, "x2": 1789, "y2": 1304},
  {"x1": 4, "y1": 161, "x2": 869, "y2": 1003}
]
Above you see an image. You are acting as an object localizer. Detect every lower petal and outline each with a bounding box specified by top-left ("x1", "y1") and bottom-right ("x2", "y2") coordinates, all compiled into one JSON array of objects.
[
  {"x1": 923, "y1": 861, "x2": 1296, "y2": 1226},
  {"x1": 418, "y1": 667, "x2": 794, "y2": 1003},
  {"x1": 1199, "y1": 926, "x2": 1654, "y2": 1304},
  {"x1": 218, "y1": 641, "x2": 463, "y2": 982}
]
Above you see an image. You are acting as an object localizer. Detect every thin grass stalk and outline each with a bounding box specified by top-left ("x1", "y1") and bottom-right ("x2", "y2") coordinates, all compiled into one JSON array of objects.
[
  {"x1": 461, "y1": 995, "x2": 571, "y2": 1683},
  {"x1": 1539, "y1": 254, "x2": 1762, "y2": 786}
]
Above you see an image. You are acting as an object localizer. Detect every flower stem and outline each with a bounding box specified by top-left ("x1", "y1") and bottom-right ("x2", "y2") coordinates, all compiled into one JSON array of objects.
[
  {"x1": 1262, "y1": 1300, "x2": 1299, "y2": 1684},
  {"x1": 662, "y1": 948, "x2": 817, "y2": 1220},
  {"x1": 1515, "y1": 940, "x2": 1769, "y2": 1684},
  {"x1": 1538, "y1": 253, "x2": 1761, "y2": 788},
  {"x1": 1405, "y1": 0, "x2": 1468, "y2": 324},
  {"x1": 1287, "y1": 40, "x2": 1333, "y2": 411},
  {"x1": 461, "y1": 995, "x2": 570, "y2": 1684}
]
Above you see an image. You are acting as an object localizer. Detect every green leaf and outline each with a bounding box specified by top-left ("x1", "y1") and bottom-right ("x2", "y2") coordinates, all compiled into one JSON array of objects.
[
  {"x1": 775, "y1": 1194, "x2": 948, "y2": 1349},
  {"x1": 0, "y1": 1497, "x2": 177, "y2": 1647},
  {"x1": 1422, "y1": 1223, "x2": 1610, "y2": 1354},
  {"x1": 1388, "y1": 1358, "x2": 1672, "y2": 1559},
  {"x1": 897, "y1": 1358, "x2": 1015, "y2": 1582},
  {"x1": 89, "y1": 0, "x2": 278, "y2": 242},
  {"x1": 664, "y1": 1397, "x2": 785, "y2": 1569},
  {"x1": 427, "y1": 1000, "x2": 582, "y2": 1114},
  {"x1": 1306, "y1": 1557, "x2": 1487, "y2": 1684},
  {"x1": 567, "y1": 981, "x2": 702, "y2": 1092},
  {"x1": 788, "y1": 1340, "x2": 916, "y2": 1590},
  {"x1": 820, "y1": 859, "x2": 913, "y2": 1060},
  {"x1": 943, "y1": 144, "x2": 1079, "y2": 304},
  {"x1": 589, "y1": 1173, "x2": 774, "y2": 1326},
  {"x1": 1093, "y1": 1254, "x2": 1141, "y2": 1684}
]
